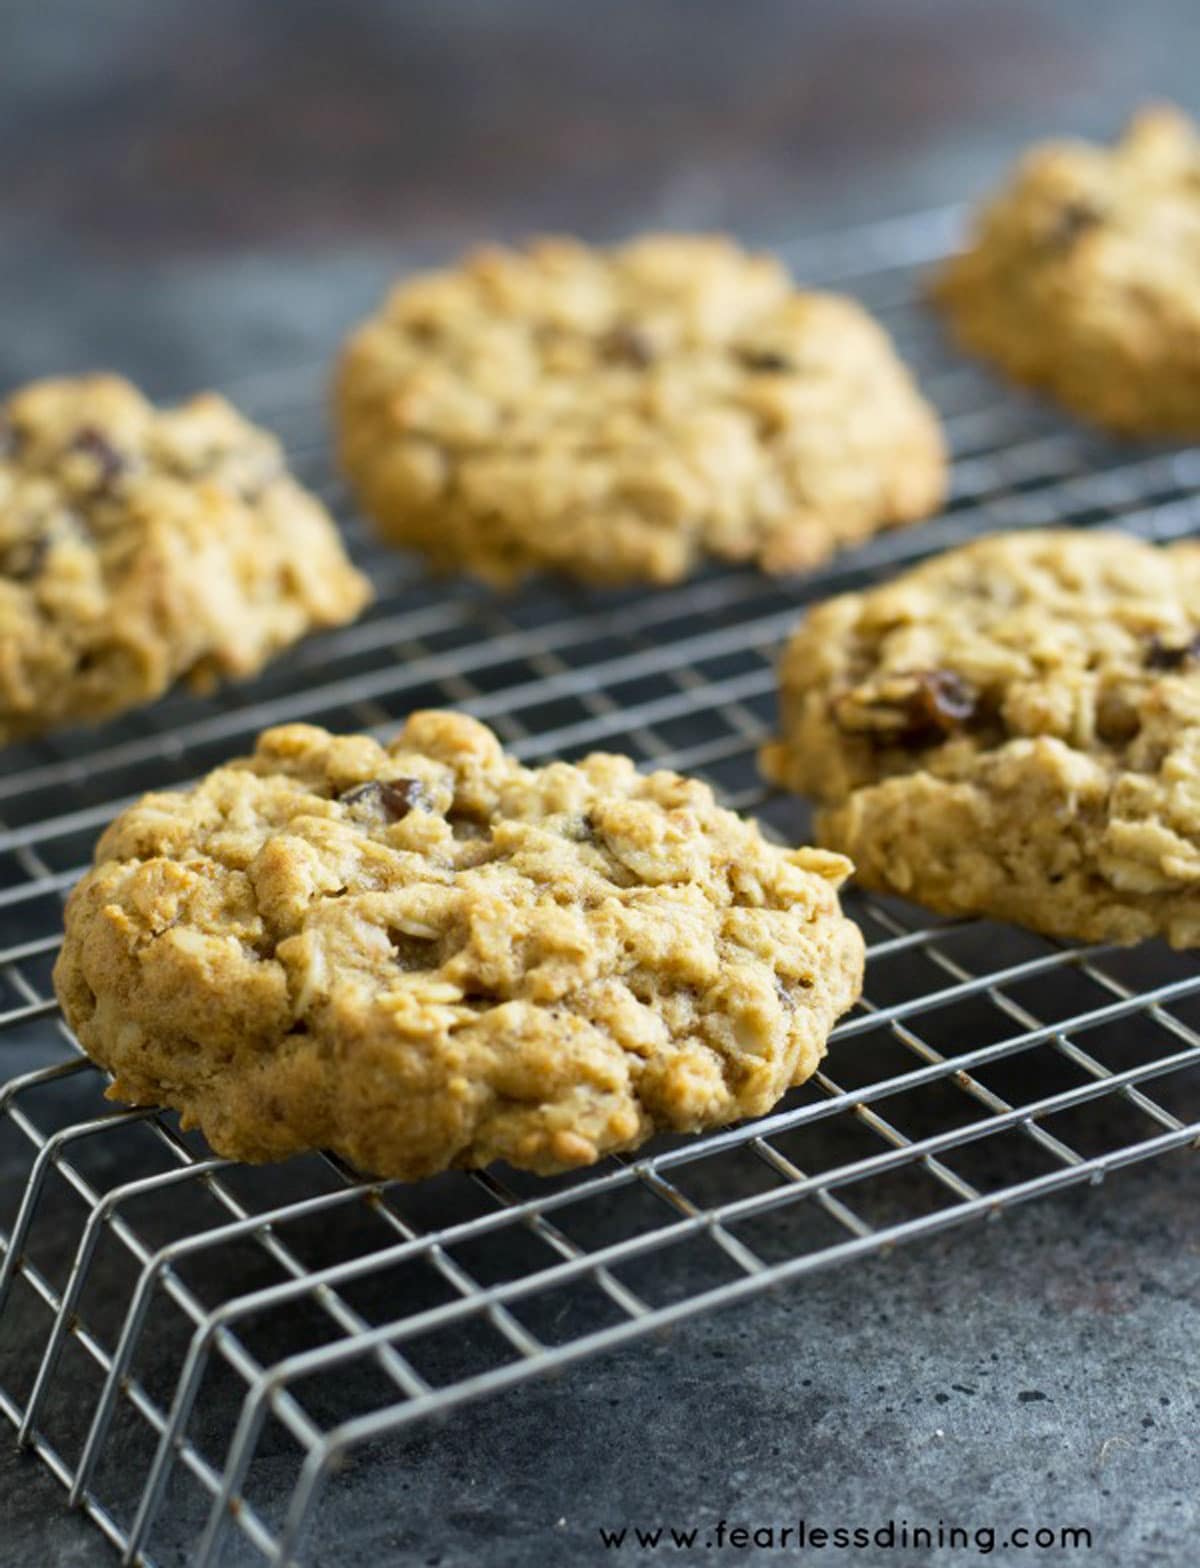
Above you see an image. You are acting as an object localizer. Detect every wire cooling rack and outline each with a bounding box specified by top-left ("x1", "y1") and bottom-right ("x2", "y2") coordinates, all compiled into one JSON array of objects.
[{"x1": 2, "y1": 205, "x2": 1199, "y2": 1567}]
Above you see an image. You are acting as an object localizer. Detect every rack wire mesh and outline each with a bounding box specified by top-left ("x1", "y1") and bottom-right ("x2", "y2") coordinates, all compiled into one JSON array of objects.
[{"x1": 2, "y1": 204, "x2": 1199, "y2": 1567}]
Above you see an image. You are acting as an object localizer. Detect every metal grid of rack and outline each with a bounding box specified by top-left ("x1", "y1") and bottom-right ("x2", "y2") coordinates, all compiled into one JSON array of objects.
[{"x1": 1, "y1": 206, "x2": 1198, "y2": 1567}]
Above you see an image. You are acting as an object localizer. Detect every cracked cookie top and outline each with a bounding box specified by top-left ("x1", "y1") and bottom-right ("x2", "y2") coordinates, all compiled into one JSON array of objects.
[
  {"x1": 55, "y1": 711, "x2": 864, "y2": 1179},
  {"x1": 762, "y1": 530, "x2": 1200, "y2": 946},
  {"x1": 0, "y1": 374, "x2": 370, "y2": 742},
  {"x1": 334, "y1": 234, "x2": 946, "y2": 584}
]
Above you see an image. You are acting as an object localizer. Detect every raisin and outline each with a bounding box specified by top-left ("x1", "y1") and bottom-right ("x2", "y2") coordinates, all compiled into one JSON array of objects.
[
  {"x1": 68, "y1": 426, "x2": 127, "y2": 487},
  {"x1": 738, "y1": 348, "x2": 795, "y2": 374},
  {"x1": 600, "y1": 324, "x2": 655, "y2": 368},
  {"x1": 1146, "y1": 632, "x2": 1200, "y2": 670},
  {"x1": 339, "y1": 778, "x2": 429, "y2": 822},
  {"x1": 1045, "y1": 200, "x2": 1103, "y2": 252},
  {"x1": 2, "y1": 533, "x2": 50, "y2": 582},
  {"x1": 1096, "y1": 689, "x2": 1141, "y2": 747},
  {"x1": 897, "y1": 670, "x2": 977, "y2": 742}
]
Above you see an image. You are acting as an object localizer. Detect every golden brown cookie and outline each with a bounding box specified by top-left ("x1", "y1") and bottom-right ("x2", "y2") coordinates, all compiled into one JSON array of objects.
[
  {"x1": 762, "y1": 530, "x2": 1200, "y2": 948},
  {"x1": 334, "y1": 234, "x2": 946, "y2": 585},
  {"x1": 933, "y1": 106, "x2": 1200, "y2": 435},
  {"x1": 0, "y1": 374, "x2": 371, "y2": 744},
  {"x1": 55, "y1": 711, "x2": 864, "y2": 1179}
]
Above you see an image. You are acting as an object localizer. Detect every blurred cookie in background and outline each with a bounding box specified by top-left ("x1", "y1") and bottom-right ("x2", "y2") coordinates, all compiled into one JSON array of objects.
[
  {"x1": 933, "y1": 106, "x2": 1200, "y2": 435},
  {"x1": 0, "y1": 374, "x2": 371, "y2": 744},
  {"x1": 335, "y1": 234, "x2": 947, "y2": 586}
]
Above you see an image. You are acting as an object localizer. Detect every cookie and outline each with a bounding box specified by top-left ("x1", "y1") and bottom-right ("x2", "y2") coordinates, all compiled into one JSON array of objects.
[
  {"x1": 933, "y1": 106, "x2": 1200, "y2": 435},
  {"x1": 0, "y1": 374, "x2": 371, "y2": 743},
  {"x1": 761, "y1": 530, "x2": 1200, "y2": 948},
  {"x1": 55, "y1": 711, "x2": 863, "y2": 1180},
  {"x1": 334, "y1": 234, "x2": 946, "y2": 585}
]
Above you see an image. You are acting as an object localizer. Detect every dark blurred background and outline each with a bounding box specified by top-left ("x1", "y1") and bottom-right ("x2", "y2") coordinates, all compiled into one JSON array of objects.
[
  {"x1": 3, "y1": 0, "x2": 1199, "y2": 392},
  {"x1": 2, "y1": 4, "x2": 1198, "y2": 1566}
]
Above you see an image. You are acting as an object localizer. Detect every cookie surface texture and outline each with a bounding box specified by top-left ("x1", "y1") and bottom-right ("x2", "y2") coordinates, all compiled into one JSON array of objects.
[
  {"x1": 55, "y1": 711, "x2": 865, "y2": 1178},
  {"x1": 0, "y1": 374, "x2": 371, "y2": 743},
  {"x1": 762, "y1": 529, "x2": 1200, "y2": 948},
  {"x1": 335, "y1": 234, "x2": 946, "y2": 584},
  {"x1": 933, "y1": 106, "x2": 1200, "y2": 434}
]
